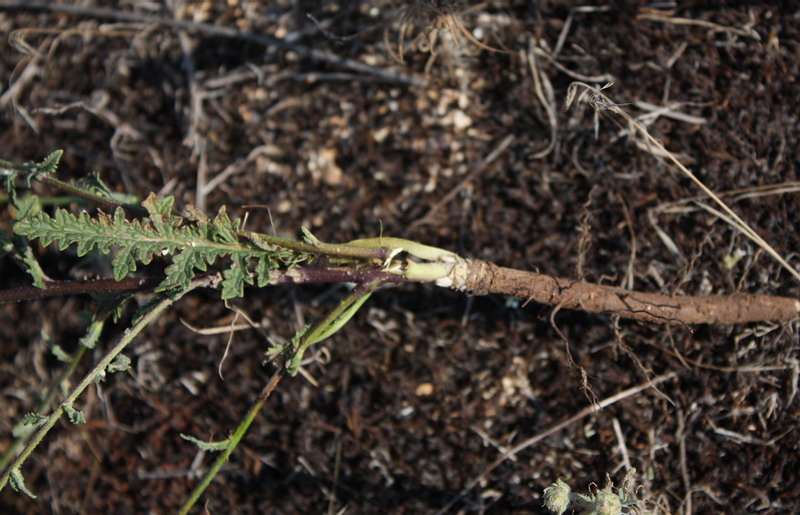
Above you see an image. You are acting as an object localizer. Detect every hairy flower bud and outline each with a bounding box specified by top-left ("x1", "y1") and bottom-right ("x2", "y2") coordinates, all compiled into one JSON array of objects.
[
  {"x1": 590, "y1": 486, "x2": 622, "y2": 515},
  {"x1": 543, "y1": 479, "x2": 572, "y2": 514}
]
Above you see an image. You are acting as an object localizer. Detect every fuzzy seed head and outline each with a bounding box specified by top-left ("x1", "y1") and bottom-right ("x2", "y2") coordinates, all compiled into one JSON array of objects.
[
  {"x1": 589, "y1": 487, "x2": 622, "y2": 515},
  {"x1": 543, "y1": 479, "x2": 571, "y2": 514}
]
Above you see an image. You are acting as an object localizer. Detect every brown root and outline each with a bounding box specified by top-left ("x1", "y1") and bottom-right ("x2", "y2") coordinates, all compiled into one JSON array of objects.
[{"x1": 453, "y1": 259, "x2": 800, "y2": 325}]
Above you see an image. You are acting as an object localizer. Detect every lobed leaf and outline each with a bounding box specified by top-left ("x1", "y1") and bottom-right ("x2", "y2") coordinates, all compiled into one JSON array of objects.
[
  {"x1": 13, "y1": 193, "x2": 301, "y2": 299},
  {"x1": 9, "y1": 468, "x2": 37, "y2": 499},
  {"x1": 21, "y1": 412, "x2": 46, "y2": 427},
  {"x1": 63, "y1": 404, "x2": 86, "y2": 425},
  {"x1": 23, "y1": 149, "x2": 63, "y2": 188},
  {"x1": 255, "y1": 255, "x2": 277, "y2": 288},
  {"x1": 107, "y1": 354, "x2": 131, "y2": 373}
]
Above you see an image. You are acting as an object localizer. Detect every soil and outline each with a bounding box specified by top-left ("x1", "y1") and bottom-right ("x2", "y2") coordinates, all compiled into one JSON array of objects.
[{"x1": 1, "y1": 1, "x2": 799, "y2": 513}]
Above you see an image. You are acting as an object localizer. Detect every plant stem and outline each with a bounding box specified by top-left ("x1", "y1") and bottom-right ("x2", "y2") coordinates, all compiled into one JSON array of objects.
[
  {"x1": 39, "y1": 175, "x2": 148, "y2": 217},
  {"x1": 345, "y1": 236, "x2": 458, "y2": 262},
  {"x1": 243, "y1": 231, "x2": 390, "y2": 261},
  {"x1": 0, "y1": 277, "x2": 162, "y2": 304},
  {"x1": 0, "y1": 276, "x2": 214, "y2": 492},
  {"x1": 287, "y1": 280, "x2": 381, "y2": 374},
  {"x1": 268, "y1": 267, "x2": 405, "y2": 286},
  {"x1": 0, "y1": 265, "x2": 410, "y2": 306},
  {"x1": 179, "y1": 369, "x2": 285, "y2": 515}
]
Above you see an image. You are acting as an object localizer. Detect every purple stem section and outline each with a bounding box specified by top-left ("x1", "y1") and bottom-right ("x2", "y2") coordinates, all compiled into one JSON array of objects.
[
  {"x1": 0, "y1": 277, "x2": 162, "y2": 304},
  {"x1": 0, "y1": 267, "x2": 407, "y2": 304},
  {"x1": 268, "y1": 267, "x2": 406, "y2": 286}
]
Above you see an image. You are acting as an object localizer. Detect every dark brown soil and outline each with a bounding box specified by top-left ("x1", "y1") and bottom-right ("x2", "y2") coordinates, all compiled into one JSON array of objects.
[{"x1": 1, "y1": 2, "x2": 799, "y2": 513}]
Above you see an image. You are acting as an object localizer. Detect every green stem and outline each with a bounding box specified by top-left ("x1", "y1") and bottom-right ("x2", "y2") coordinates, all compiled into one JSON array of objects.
[
  {"x1": 179, "y1": 369, "x2": 285, "y2": 515},
  {"x1": 0, "y1": 276, "x2": 213, "y2": 492},
  {"x1": 345, "y1": 236, "x2": 458, "y2": 262},
  {"x1": 243, "y1": 231, "x2": 389, "y2": 261},
  {"x1": 287, "y1": 280, "x2": 381, "y2": 375},
  {"x1": 39, "y1": 175, "x2": 148, "y2": 217},
  {"x1": 398, "y1": 260, "x2": 456, "y2": 283}
]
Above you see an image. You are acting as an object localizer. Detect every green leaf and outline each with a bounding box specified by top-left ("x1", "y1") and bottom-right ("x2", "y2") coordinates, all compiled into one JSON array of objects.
[
  {"x1": 36, "y1": 149, "x2": 63, "y2": 175},
  {"x1": 1, "y1": 158, "x2": 20, "y2": 206},
  {"x1": 132, "y1": 295, "x2": 165, "y2": 326},
  {"x1": 220, "y1": 254, "x2": 254, "y2": 300},
  {"x1": 107, "y1": 354, "x2": 131, "y2": 373},
  {"x1": 9, "y1": 468, "x2": 37, "y2": 499},
  {"x1": 49, "y1": 342, "x2": 72, "y2": 363},
  {"x1": 6, "y1": 194, "x2": 48, "y2": 288},
  {"x1": 160, "y1": 248, "x2": 211, "y2": 292},
  {"x1": 79, "y1": 319, "x2": 105, "y2": 349},
  {"x1": 255, "y1": 256, "x2": 276, "y2": 288},
  {"x1": 208, "y1": 206, "x2": 237, "y2": 244},
  {"x1": 265, "y1": 342, "x2": 288, "y2": 361},
  {"x1": 285, "y1": 286, "x2": 377, "y2": 376},
  {"x1": 77, "y1": 172, "x2": 139, "y2": 205},
  {"x1": 14, "y1": 206, "x2": 170, "y2": 282},
  {"x1": 41, "y1": 329, "x2": 72, "y2": 362},
  {"x1": 63, "y1": 404, "x2": 86, "y2": 425},
  {"x1": 300, "y1": 226, "x2": 320, "y2": 245},
  {"x1": 20, "y1": 245, "x2": 48, "y2": 288},
  {"x1": 180, "y1": 433, "x2": 231, "y2": 451},
  {"x1": 22, "y1": 149, "x2": 63, "y2": 188},
  {"x1": 289, "y1": 324, "x2": 312, "y2": 352},
  {"x1": 21, "y1": 260, "x2": 46, "y2": 288},
  {"x1": 21, "y1": 412, "x2": 46, "y2": 427},
  {"x1": 141, "y1": 192, "x2": 175, "y2": 218},
  {"x1": 14, "y1": 191, "x2": 305, "y2": 298},
  {"x1": 221, "y1": 266, "x2": 245, "y2": 300},
  {"x1": 11, "y1": 193, "x2": 42, "y2": 220},
  {"x1": 111, "y1": 296, "x2": 131, "y2": 323}
]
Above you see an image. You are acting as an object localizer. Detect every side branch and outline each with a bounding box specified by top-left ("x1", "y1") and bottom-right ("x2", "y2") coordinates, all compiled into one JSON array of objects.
[{"x1": 451, "y1": 259, "x2": 800, "y2": 325}]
